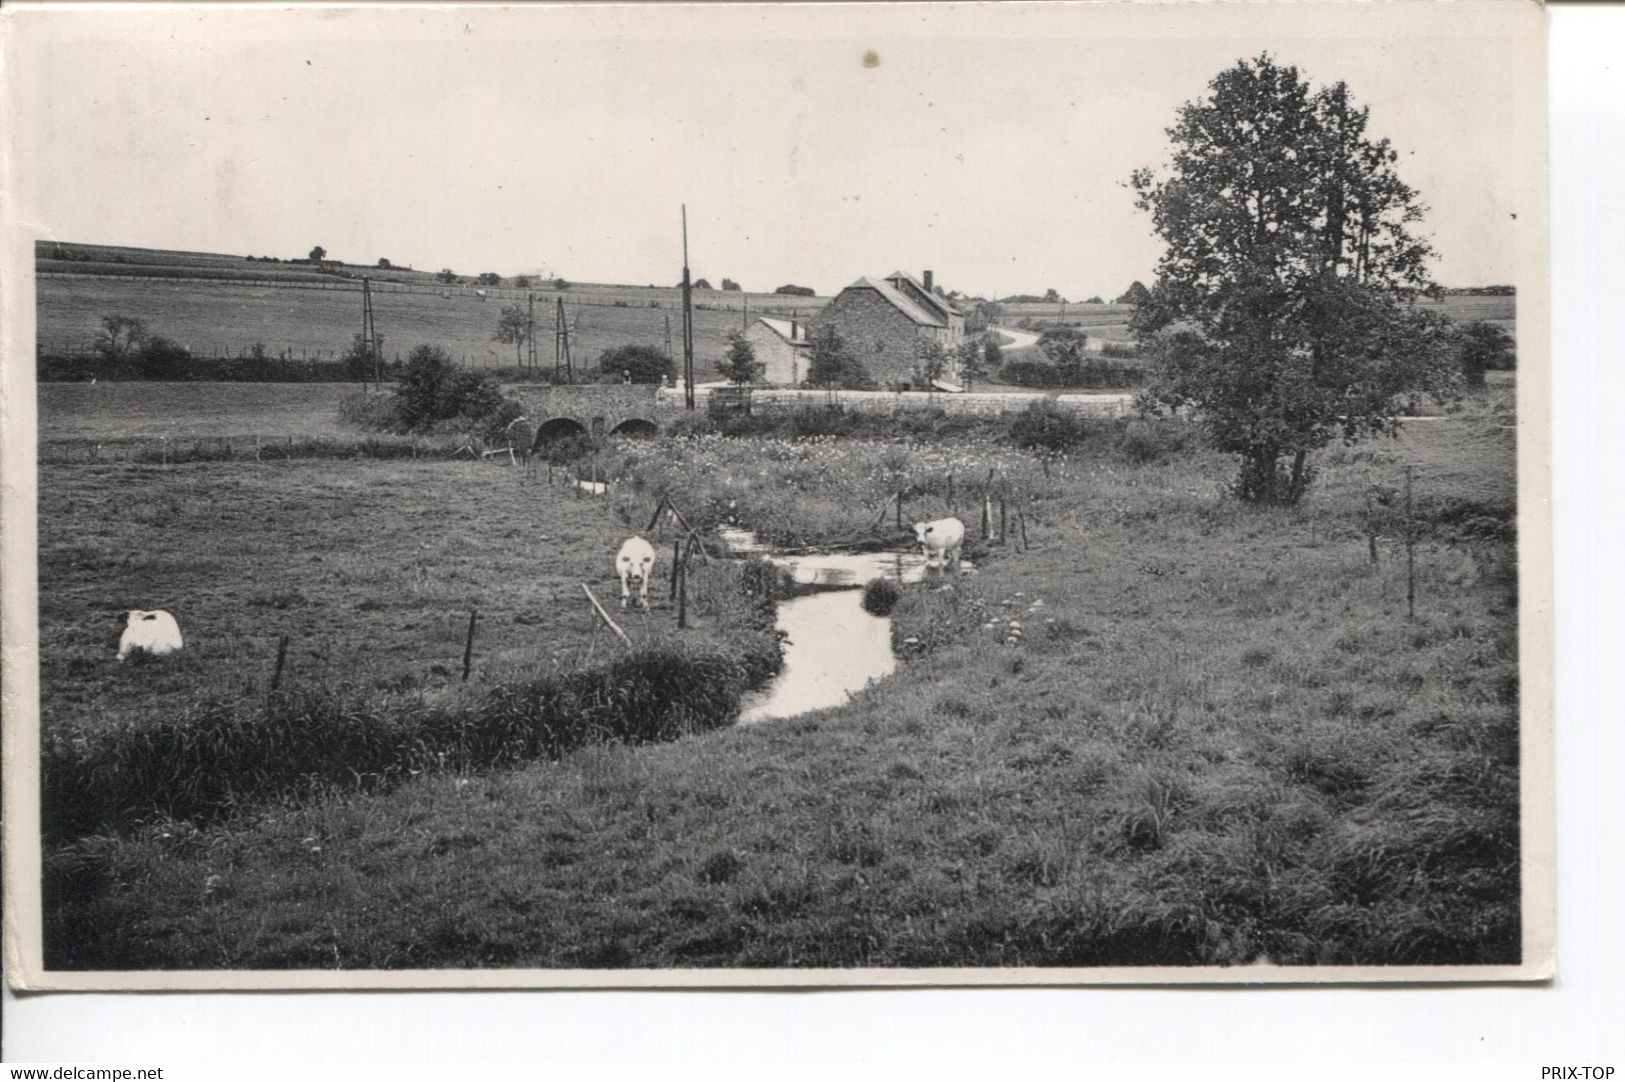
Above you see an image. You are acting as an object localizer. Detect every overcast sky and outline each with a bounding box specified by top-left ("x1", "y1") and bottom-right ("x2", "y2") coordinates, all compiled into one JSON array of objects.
[{"x1": 11, "y1": 2, "x2": 1539, "y2": 300}]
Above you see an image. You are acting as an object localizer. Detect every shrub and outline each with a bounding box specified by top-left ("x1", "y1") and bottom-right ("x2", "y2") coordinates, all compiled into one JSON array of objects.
[
  {"x1": 597, "y1": 344, "x2": 674, "y2": 385},
  {"x1": 999, "y1": 360, "x2": 1068, "y2": 388},
  {"x1": 392, "y1": 345, "x2": 512, "y2": 431},
  {"x1": 1008, "y1": 399, "x2": 1095, "y2": 452},
  {"x1": 134, "y1": 336, "x2": 192, "y2": 380},
  {"x1": 861, "y1": 577, "x2": 901, "y2": 616}
]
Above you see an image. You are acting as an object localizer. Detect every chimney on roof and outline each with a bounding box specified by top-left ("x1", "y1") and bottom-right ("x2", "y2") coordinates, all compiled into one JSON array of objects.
[
  {"x1": 791, "y1": 317, "x2": 798, "y2": 340},
  {"x1": 923, "y1": 270, "x2": 934, "y2": 294}
]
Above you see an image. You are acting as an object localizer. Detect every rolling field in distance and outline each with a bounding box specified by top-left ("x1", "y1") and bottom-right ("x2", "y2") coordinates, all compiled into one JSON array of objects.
[
  {"x1": 1005, "y1": 295, "x2": 1514, "y2": 340},
  {"x1": 37, "y1": 241, "x2": 829, "y2": 371},
  {"x1": 37, "y1": 275, "x2": 802, "y2": 371}
]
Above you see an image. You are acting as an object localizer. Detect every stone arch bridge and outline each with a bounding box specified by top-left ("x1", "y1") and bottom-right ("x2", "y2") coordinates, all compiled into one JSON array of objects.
[
  {"x1": 507, "y1": 382, "x2": 1135, "y2": 446},
  {"x1": 508, "y1": 384, "x2": 681, "y2": 445}
]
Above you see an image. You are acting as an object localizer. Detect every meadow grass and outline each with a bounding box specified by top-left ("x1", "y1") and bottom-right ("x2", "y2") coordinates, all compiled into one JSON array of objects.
[
  {"x1": 38, "y1": 274, "x2": 773, "y2": 371},
  {"x1": 38, "y1": 391, "x2": 1520, "y2": 969},
  {"x1": 40, "y1": 382, "x2": 368, "y2": 441}
]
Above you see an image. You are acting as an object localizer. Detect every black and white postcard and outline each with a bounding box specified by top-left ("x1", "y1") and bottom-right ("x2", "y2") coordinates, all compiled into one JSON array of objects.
[{"x1": 1, "y1": 0, "x2": 1552, "y2": 989}]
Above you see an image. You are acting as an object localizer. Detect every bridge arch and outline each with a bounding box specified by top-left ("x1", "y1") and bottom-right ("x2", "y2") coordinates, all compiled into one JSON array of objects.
[{"x1": 533, "y1": 416, "x2": 589, "y2": 448}]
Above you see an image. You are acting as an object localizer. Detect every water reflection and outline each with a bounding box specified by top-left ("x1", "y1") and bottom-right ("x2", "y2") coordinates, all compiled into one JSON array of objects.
[
  {"x1": 738, "y1": 588, "x2": 897, "y2": 723},
  {"x1": 727, "y1": 533, "x2": 941, "y2": 724}
]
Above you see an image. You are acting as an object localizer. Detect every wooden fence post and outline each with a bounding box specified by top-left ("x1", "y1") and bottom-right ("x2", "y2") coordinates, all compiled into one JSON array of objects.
[
  {"x1": 270, "y1": 634, "x2": 290, "y2": 692},
  {"x1": 1405, "y1": 466, "x2": 1416, "y2": 620},
  {"x1": 677, "y1": 557, "x2": 689, "y2": 629},
  {"x1": 462, "y1": 610, "x2": 478, "y2": 681},
  {"x1": 1365, "y1": 486, "x2": 1380, "y2": 565}
]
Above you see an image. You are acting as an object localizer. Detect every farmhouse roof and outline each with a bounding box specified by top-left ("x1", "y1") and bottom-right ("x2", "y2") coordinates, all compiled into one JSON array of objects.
[
  {"x1": 754, "y1": 317, "x2": 811, "y2": 345},
  {"x1": 883, "y1": 269, "x2": 961, "y2": 322},
  {"x1": 844, "y1": 276, "x2": 948, "y2": 329}
]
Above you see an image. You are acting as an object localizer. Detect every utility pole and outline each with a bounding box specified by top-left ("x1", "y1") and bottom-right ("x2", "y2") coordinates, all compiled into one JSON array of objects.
[
  {"x1": 526, "y1": 292, "x2": 537, "y2": 370},
  {"x1": 555, "y1": 297, "x2": 573, "y2": 383},
  {"x1": 664, "y1": 314, "x2": 673, "y2": 361},
  {"x1": 361, "y1": 276, "x2": 381, "y2": 387},
  {"x1": 681, "y1": 204, "x2": 695, "y2": 409}
]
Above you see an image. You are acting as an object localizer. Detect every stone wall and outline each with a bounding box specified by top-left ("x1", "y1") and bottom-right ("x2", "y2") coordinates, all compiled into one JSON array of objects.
[{"x1": 657, "y1": 386, "x2": 1133, "y2": 419}]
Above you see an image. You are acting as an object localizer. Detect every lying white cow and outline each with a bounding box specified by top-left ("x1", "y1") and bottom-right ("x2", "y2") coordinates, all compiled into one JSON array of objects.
[
  {"x1": 913, "y1": 517, "x2": 965, "y2": 569},
  {"x1": 615, "y1": 536, "x2": 657, "y2": 610},
  {"x1": 117, "y1": 609, "x2": 184, "y2": 661}
]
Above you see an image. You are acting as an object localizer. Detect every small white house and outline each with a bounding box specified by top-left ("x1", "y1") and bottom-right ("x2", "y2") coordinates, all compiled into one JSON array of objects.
[{"x1": 744, "y1": 316, "x2": 813, "y2": 386}]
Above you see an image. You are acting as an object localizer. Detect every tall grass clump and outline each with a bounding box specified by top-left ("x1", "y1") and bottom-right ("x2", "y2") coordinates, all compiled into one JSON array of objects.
[{"x1": 44, "y1": 631, "x2": 783, "y2": 842}]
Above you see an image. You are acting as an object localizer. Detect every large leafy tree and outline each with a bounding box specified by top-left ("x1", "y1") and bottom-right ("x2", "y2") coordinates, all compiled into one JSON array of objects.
[{"x1": 1130, "y1": 54, "x2": 1458, "y2": 503}]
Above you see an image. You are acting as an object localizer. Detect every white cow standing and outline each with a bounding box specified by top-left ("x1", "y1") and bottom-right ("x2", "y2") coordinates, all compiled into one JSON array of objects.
[
  {"x1": 117, "y1": 609, "x2": 184, "y2": 661},
  {"x1": 913, "y1": 517, "x2": 966, "y2": 570},
  {"x1": 615, "y1": 536, "x2": 657, "y2": 610}
]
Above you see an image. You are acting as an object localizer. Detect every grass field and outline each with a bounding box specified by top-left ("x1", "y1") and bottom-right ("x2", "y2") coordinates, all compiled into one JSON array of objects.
[
  {"x1": 37, "y1": 242, "x2": 829, "y2": 373},
  {"x1": 1006, "y1": 295, "x2": 1516, "y2": 340},
  {"x1": 36, "y1": 276, "x2": 776, "y2": 372},
  {"x1": 38, "y1": 381, "x2": 1521, "y2": 970},
  {"x1": 39, "y1": 382, "x2": 367, "y2": 441}
]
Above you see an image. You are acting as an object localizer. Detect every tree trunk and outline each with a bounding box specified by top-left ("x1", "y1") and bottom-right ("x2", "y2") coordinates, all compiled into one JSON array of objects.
[{"x1": 1288, "y1": 449, "x2": 1310, "y2": 503}]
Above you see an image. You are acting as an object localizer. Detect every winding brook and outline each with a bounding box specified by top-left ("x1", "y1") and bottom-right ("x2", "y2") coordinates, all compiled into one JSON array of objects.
[{"x1": 717, "y1": 527, "x2": 942, "y2": 723}]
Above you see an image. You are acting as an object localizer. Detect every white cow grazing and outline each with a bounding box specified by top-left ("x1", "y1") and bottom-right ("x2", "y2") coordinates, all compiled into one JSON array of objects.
[
  {"x1": 913, "y1": 517, "x2": 966, "y2": 569},
  {"x1": 615, "y1": 536, "x2": 657, "y2": 610},
  {"x1": 117, "y1": 609, "x2": 184, "y2": 661}
]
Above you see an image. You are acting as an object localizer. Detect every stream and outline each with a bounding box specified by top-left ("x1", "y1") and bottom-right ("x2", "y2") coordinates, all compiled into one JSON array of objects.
[{"x1": 717, "y1": 527, "x2": 944, "y2": 724}]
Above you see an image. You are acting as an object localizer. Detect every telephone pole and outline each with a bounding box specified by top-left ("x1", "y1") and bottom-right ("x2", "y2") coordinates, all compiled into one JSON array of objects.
[
  {"x1": 526, "y1": 292, "x2": 538, "y2": 370},
  {"x1": 360, "y1": 276, "x2": 381, "y2": 386},
  {"x1": 555, "y1": 297, "x2": 573, "y2": 383},
  {"x1": 681, "y1": 204, "x2": 695, "y2": 409}
]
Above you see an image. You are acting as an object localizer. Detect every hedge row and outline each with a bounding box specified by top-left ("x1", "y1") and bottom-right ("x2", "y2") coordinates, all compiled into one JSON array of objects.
[{"x1": 43, "y1": 638, "x2": 783, "y2": 842}]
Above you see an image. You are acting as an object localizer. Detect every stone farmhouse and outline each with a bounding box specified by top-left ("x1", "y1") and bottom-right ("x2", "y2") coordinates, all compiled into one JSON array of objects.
[
  {"x1": 744, "y1": 315, "x2": 812, "y2": 385},
  {"x1": 809, "y1": 269, "x2": 965, "y2": 389}
]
